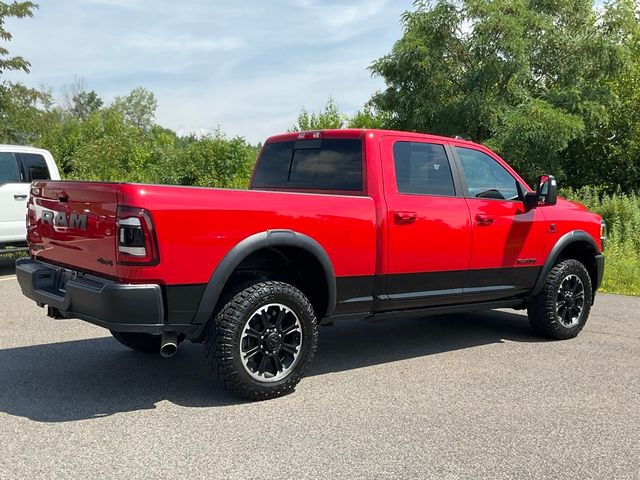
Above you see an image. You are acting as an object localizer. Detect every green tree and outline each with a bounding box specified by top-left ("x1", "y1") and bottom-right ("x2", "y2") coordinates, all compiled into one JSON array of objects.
[
  {"x1": 0, "y1": 1, "x2": 44, "y2": 143},
  {"x1": 347, "y1": 104, "x2": 388, "y2": 129},
  {"x1": 113, "y1": 86, "x2": 158, "y2": 131},
  {"x1": 63, "y1": 106, "x2": 149, "y2": 181},
  {"x1": 561, "y1": 0, "x2": 640, "y2": 191},
  {"x1": 163, "y1": 129, "x2": 257, "y2": 188},
  {"x1": 289, "y1": 97, "x2": 346, "y2": 131},
  {"x1": 0, "y1": 1, "x2": 37, "y2": 75},
  {"x1": 0, "y1": 82, "x2": 49, "y2": 143},
  {"x1": 369, "y1": 0, "x2": 638, "y2": 187},
  {"x1": 291, "y1": 97, "x2": 389, "y2": 131},
  {"x1": 71, "y1": 90, "x2": 103, "y2": 120}
]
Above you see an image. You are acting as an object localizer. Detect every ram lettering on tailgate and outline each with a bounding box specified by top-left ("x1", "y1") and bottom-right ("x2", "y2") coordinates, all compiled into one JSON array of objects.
[{"x1": 41, "y1": 210, "x2": 88, "y2": 230}]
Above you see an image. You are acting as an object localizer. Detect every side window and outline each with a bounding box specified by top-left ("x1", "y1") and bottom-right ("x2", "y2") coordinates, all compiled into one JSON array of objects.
[
  {"x1": 18, "y1": 153, "x2": 50, "y2": 181},
  {"x1": 455, "y1": 147, "x2": 520, "y2": 201},
  {"x1": 393, "y1": 141, "x2": 455, "y2": 196},
  {"x1": 0, "y1": 152, "x2": 22, "y2": 184}
]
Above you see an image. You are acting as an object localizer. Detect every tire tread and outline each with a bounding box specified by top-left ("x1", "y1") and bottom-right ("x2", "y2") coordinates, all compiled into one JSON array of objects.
[
  {"x1": 528, "y1": 259, "x2": 592, "y2": 340},
  {"x1": 203, "y1": 281, "x2": 318, "y2": 401}
]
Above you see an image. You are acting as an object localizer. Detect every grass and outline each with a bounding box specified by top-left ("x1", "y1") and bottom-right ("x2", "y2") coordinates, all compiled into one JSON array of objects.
[
  {"x1": 0, "y1": 250, "x2": 28, "y2": 259},
  {"x1": 563, "y1": 187, "x2": 640, "y2": 296}
]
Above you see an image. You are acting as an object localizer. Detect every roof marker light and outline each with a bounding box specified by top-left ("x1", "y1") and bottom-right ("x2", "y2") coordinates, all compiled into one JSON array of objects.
[{"x1": 297, "y1": 131, "x2": 323, "y2": 140}]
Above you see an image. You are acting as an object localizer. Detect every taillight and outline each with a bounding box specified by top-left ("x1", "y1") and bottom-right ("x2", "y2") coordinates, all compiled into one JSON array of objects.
[{"x1": 116, "y1": 206, "x2": 159, "y2": 265}]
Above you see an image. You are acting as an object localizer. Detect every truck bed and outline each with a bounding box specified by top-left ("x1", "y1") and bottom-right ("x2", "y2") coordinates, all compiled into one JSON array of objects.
[{"x1": 28, "y1": 181, "x2": 378, "y2": 285}]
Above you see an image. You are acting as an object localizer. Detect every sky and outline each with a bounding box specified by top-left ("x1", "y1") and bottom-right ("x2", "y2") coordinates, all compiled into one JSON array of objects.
[{"x1": 4, "y1": 0, "x2": 414, "y2": 143}]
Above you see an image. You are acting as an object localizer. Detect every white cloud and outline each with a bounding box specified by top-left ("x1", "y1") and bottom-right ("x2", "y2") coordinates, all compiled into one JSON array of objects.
[
  {"x1": 78, "y1": 0, "x2": 145, "y2": 8},
  {"x1": 324, "y1": 0, "x2": 388, "y2": 28},
  {"x1": 125, "y1": 34, "x2": 243, "y2": 53}
]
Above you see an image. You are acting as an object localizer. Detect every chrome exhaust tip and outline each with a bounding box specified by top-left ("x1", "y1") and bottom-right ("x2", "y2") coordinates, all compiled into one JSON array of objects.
[{"x1": 160, "y1": 332, "x2": 178, "y2": 358}]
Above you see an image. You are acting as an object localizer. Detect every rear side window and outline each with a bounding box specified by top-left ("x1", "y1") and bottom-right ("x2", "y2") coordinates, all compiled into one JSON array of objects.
[
  {"x1": 18, "y1": 153, "x2": 50, "y2": 181},
  {"x1": 0, "y1": 152, "x2": 21, "y2": 184},
  {"x1": 393, "y1": 142, "x2": 455, "y2": 196},
  {"x1": 252, "y1": 139, "x2": 362, "y2": 192}
]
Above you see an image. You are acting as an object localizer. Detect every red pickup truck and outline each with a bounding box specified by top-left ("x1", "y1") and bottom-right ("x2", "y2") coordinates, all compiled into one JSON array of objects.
[{"x1": 17, "y1": 129, "x2": 605, "y2": 400}]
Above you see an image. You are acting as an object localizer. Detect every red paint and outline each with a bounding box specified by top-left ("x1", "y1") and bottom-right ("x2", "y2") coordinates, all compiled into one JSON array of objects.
[{"x1": 27, "y1": 129, "x2": 603, "y2": 287}]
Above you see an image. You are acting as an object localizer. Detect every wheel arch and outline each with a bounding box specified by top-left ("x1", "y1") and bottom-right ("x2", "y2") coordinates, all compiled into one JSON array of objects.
[
  {"x1": 532, "y1": 230, "x2": 601, "y2": 297},
  {"x1": 192, "y1": 230, "x2": 337, "y2": 328}
]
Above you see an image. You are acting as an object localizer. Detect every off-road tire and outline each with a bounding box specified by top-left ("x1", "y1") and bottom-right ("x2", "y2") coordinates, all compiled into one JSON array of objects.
[
  {"x1": 528, "y1": 259, "x2": 593, "y2": 340},
  {"x1": 204, "y1": 281, "x2": 318, "y2": 401},
  {"x1": 110, "y1": 331, "x2": 162, "y2": 354}
]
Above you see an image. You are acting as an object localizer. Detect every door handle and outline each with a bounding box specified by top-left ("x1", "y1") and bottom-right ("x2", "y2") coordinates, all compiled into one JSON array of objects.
[
  {"x1": 13, "y1": 194, "x2": 27, "y2": 200},
  {"x1": 394, "y1": 211, "x2": 418, "y2": 225},
  {"x1": 475, "y1": 214, "x2": 495, "y2": 226}
]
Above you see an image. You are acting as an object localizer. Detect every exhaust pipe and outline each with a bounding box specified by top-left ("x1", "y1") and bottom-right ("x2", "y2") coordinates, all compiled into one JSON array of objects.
[{"x1": 160, "y1": 332, "x2": 178, "y2": 358}]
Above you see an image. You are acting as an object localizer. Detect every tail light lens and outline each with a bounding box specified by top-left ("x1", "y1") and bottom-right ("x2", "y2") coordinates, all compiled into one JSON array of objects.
[{"x1": 116, "y1": 206, "x2": 159, "y2": 265}]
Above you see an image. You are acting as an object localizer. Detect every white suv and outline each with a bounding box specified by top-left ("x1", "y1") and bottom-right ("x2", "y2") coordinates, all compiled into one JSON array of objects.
[{"x1": 0, "y1": 145, "x2": 60, "y2": 253}]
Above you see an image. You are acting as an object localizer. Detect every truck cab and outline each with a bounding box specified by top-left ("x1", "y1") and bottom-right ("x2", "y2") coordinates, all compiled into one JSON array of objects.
[{"x1": 0, "y1": 145, "x2": 60, "y2": 253}]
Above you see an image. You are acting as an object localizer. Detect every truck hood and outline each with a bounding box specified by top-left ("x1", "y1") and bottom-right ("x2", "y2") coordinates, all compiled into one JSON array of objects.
[{"x1": 557, "y1": 197, "x2": 590, "y2": 212}]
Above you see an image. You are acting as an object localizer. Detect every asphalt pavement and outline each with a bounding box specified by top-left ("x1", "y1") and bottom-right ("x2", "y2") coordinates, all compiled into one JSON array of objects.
[{"x1": 0, "y1": 257, "x2": 638, "y2": 479}]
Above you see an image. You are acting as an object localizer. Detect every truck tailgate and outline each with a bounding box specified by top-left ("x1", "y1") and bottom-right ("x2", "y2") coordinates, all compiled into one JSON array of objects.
[{"x1": 28, "y1": 181, "x2": 119, "y2": 277}]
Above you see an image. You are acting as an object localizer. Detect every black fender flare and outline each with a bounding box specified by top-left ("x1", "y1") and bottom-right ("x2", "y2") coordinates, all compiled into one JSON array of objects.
[
  {"x1": 531, "y1": 230, "x2": 601, "y2": 296},
  {"x1": 191, "y1": 230, "x2": 336, "y2": 326}
]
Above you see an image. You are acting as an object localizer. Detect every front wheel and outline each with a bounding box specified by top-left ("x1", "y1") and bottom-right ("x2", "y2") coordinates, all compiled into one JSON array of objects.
[
  {"x1": 528, "y1": 259, "x2": 593, "y2": 340},
  {"x1": 204, "y1": 281, "x2": 318, "y2": 401}
]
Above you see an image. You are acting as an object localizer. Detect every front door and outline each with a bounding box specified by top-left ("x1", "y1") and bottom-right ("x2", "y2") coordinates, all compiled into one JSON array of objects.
[
  {"x1": 452, "y1": 145, "x2": 547, "y2": 300},
  {"x1": 381, "y1": 137, "x2": 472, "y2": 310}
]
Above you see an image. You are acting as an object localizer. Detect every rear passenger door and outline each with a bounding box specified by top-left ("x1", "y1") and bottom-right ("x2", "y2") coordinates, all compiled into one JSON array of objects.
[
  {"x1": 381, "y1": 137, "x2": 472, "y2": 309},
  {"x1": 452, "y1": 146, "x2": 546, "y2": 300}
]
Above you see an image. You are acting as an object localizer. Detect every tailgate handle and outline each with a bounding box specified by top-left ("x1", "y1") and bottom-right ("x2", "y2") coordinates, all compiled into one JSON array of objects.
[
  {"x1": 57, "y1": 194, "x2": 69, "y2": 203},
  {"x1": 13, "y1": 194, "x2": 27, "y2": 200}
]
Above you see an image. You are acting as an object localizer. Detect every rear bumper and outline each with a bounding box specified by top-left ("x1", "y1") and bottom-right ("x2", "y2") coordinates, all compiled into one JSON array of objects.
[{"x1": 16, "y1": 258, "x2": 168, "y2": 334}]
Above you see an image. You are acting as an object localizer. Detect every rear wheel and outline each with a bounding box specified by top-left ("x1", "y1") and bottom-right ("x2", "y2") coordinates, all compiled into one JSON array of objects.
[
  {"x1": 204, "y1": 281, "x2": 318, "y2": 401},
  {"x1": 110, "y1": 331, "x2": 162, "y2": 354},
  {"x1": 528, "y1": 259, "x2": 593, "y2": 339}
]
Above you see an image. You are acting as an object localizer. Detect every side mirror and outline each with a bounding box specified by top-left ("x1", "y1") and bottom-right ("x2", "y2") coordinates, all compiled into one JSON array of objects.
[
  {"x1": 524, "y1": 191, "x2": 539, "y2": 210},
  {"x1": 537, "y1": 174, "x2": 557, "y2": 206},
  {"x1": 523, "y1": 174, "x2": 558, "y2": 210}
]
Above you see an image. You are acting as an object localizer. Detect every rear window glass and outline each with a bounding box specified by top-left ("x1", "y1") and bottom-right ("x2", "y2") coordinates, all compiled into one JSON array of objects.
[
  {"x1": 252, "y1": 139, "x2": 362, "y2": 191},
  {"x1": 18, "y1": 153, "x2": 50, "y2": 181},
  {"x1": 0, "y1": 152, "x2": 21, "y2": 184}
]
